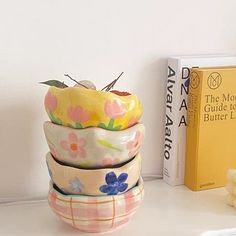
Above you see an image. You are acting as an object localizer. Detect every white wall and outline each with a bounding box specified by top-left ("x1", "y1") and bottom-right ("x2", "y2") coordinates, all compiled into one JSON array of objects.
[{"x1": 1, "y1": 0, "x2": 236, "y2": 200}]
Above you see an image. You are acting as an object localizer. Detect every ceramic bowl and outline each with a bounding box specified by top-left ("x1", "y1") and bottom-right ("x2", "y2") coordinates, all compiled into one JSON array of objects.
[
  {"x1": 46, "y1": 152, "x2": 142, "y2": 196},
  {"x1": 44, "y1": 121, "x2": 145, "y2": 168},
  {"x1": 48, "y1": 178, "x2": 144, "y2": 233},
  {"x1": 44, "y1": 86, "x2": 142, "y2": 130}
]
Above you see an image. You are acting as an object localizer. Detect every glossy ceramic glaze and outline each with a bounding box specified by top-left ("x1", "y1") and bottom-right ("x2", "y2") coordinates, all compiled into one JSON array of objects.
[
  {"x1": 44, "y1": 121, "x2": 145, "y2": 168},
  {"x1": 48, "y1": 178, "x2": 144, "y2": 233},
  {"x1": 46, "y1": 152, "x2": 142, "y2": 196},
  {"x1": 44, "y1": 86, "x2": 142, "y2": 130}
]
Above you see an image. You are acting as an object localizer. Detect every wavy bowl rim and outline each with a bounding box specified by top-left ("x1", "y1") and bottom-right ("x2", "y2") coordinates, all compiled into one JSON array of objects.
[
  {"x1": 44, "y1": 120, "x2": 145, "y2": 134},
  {"x1": 48, "y1": 86, "x2": 140, "y2": 100},
  {"x1": 46, "y1": 151, "x2": 141, "y2": 172},
  {"x1": 48, "y1": 177, "x2": 144, "y2": 201}
]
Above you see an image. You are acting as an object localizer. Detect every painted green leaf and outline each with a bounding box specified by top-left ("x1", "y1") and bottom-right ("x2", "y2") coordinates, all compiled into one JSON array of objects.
[
  {"x1": 98, "y1": 123, "x2": 107, "y2": 129},
  {"x1": 75, "y1": 122, "x2": 83, "y2": 129},
  {"x1": 107, "y1": 118, "x2": 115, "y2": 129},
  {"x1": 97, "y1": 139, "x2": 121, "y2": 152},
  {"x1": 49, "y1": 112, "x2": 62, "y2": 125},
  {"x1": 67, "y1": 123, "x2": 74, "y2": 128},
  {"x1": 112, "y1": 125, "x2": 122, "y2": 131},
  {"x1": 57, "y1": 117, "x2": 62, "y2": 125},
  {"x1": 40, "y1": 80, "x2": 68, "y2": 88}
]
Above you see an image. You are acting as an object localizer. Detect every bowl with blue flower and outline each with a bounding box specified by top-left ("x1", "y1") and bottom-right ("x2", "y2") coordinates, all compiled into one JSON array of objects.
[{"x1": 46, "y1": 151, "x2": 142, "y2": 196}]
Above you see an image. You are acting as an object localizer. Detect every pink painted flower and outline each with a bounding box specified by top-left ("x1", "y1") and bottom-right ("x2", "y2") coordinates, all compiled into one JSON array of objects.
[
  {"x1": 128, "y1": 117, "x2": 139, "y2": 128},
  {"x1": 104, "y1": 99, "x2": 126, "y2": 119},
  {"x1": 67, "y1": 106, "x2": 92, "y2": 123},
  {"x1": 102, "y1": 157, "x2": 120, "y2": 167},
  {"x1": 127, "y1": 131, "x2": 143, "y2": 158},
  {"x1": 48, "y1": 144, "x2": 60, "y2": 159},
  {"x1": 60, "y1": 133, "x2": 86, "y2": 158},
  {"x1": 44, "y1": 92, "x2": 57, "y2": 112}
]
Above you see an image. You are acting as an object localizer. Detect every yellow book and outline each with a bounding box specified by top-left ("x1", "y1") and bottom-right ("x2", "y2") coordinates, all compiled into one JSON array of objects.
[{"x1": 185, "y1": 66, "x2": 236, "y2": 190}]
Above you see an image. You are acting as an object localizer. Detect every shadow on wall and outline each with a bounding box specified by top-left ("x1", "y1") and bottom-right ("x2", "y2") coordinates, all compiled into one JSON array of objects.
[
  {"x1": 0, "y1": 103, "x2": 37, "y2": 199},
  {"x1": 134, "y1": 58, "x2": 168, "y2": 174}
]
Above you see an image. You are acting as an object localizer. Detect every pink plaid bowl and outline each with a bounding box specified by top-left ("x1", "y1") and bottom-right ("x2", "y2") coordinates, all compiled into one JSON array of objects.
[
  {"x1": 48, "y1": 178, "x2": 144, "y2": 233},
  {"x1": 46, "y1": 152, "x2": 142, "y2": 196}
]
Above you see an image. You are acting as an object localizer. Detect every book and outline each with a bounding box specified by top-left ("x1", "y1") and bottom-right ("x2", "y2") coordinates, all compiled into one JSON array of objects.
[
  {"x1": 164, "y1": 56, "x2": 236, "y2": 186},
  {"x1": 185, "y1": 66, "x2": 236, "y2": 190}
]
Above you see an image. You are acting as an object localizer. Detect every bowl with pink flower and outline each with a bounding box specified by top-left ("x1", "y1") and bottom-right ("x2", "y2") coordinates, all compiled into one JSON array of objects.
[
  {"x1": 44, "y1": 86, "x2": 142, "y2": 131},
  {"x1": 44, "y1": 121, "x2": 145, "y2": 168}
]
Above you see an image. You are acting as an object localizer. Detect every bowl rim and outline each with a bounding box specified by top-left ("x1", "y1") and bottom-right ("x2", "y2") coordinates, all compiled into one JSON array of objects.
[
  {"x1": 44, "y1": 120, "x2": 145, "y2": 133},
  {"x1": 46, "y1": 151, "x2": 141, "y2": 171},
  {"x1": 48, "y1": 85, "x2": 138, "y2": 98},
  {"x1": 49, "y1": 177, "x2": 144, "y2": 201}
]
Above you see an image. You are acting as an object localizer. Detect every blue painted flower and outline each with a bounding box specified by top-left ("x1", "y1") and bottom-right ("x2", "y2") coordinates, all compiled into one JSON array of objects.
[
  {"x1": 100, "y1": 172, "x2": 128, "y2": 195},
  {"x1": 69, "y1": 177, "x2": 84, "y2": 194}
]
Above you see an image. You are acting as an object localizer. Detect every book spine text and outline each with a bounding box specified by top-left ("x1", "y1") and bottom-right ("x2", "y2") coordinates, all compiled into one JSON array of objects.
[
  {"x1": 185, "y1": 69, "x2": 202, "y2": 190},
  {"x1": 163, "y1": 59, "x2": 179, "y2": 185}
]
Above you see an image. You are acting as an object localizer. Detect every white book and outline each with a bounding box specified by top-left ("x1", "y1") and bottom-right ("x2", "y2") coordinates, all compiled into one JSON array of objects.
[{"x1": 163, "y1": 55, "x2": 236, "y2": 186}]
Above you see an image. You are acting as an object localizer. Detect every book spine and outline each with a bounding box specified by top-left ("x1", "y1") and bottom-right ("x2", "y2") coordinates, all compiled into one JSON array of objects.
[
  {"x1": 163, "y1": 58, "x2": 180, "y2": 185},
  {"x1": 185, "y1": 69, "x2": 202, "y2": 190}
]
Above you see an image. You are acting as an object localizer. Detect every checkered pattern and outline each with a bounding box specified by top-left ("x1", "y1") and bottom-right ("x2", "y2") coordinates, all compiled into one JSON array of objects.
[{"x1": 48, "y1": 178, "x2": 144, "y2": 233}]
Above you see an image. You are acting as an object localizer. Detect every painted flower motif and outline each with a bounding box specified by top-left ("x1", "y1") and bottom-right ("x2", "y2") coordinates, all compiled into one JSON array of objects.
[
  {"x1": 127, "y1": 117, "x2": 139, "y2": 128},
  {"x1": 127, "y1": 131, "x2": 143, "y2": 158},
  {"x1": 104, "y1": 99, "x2": 126, "y2": 119},
  {"x1": 44, "y1": 91, "x2": 57, "y2": 112},
  {"x1": 69, "y1": 177, "x2": 84, "y2": 194},
  {"x1": 102, "y1": 157, "x2": 120, "y2": 167},
  {"x1": 99, "y1": 172, "x2": 128, "y2": 195},
  {"x1": 60, "y1": 133, "x2": 86, "y2": 158},
  {"x1": 67, "y1": 106, "x2": 92, "y2": 123}
]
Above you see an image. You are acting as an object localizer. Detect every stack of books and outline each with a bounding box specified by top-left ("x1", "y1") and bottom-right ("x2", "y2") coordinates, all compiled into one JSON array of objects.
[{"x1": 163, "y1": 55, "x2": 236, "y2": 190}]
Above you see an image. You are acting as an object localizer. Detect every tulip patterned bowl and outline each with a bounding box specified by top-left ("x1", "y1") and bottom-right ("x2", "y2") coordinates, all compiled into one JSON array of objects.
[
  {"x1": 48, "y1": 178, "x2": 144, "y2": 233},
  {"x1": 44, "y1": 121, "x2": 145, "y2": 168},
  {"x1": 44, "y1": 86, "x2": 142, "y2": 131},
  {"x1": 46, "y1": 152, "x2": 142, "y2": 196}
]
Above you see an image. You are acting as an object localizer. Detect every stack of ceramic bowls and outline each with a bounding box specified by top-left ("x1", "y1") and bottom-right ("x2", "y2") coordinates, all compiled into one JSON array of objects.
[{"x1": 43, "y1": 84, "x2": 145, "y2": 233}]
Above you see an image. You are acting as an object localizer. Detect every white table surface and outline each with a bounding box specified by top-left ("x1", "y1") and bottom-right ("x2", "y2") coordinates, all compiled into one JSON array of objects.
[{"x1": 1, "y1": 179, "x2": 236, "y2": 236}]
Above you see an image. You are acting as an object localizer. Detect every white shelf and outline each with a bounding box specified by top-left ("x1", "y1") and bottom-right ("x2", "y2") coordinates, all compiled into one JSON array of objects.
[{"x1": 0, "y1": 179, "x2": 236, "y2": 236}]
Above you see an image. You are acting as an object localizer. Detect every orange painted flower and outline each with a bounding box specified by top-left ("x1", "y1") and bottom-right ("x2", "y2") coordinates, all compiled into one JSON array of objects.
[
  {"x1": 44, "y1": 92, "x2": 57, "y2": 112},
  {"x1": 60, "y1": 133, "x2": 86, "y2": 158},
  {"x1": 127, "y1": 131, "x2": 143, "y2": 158},
  {"x1": 104, "y1": 99, "x2": 126, "y2": 119},
  {"x1": 67, "y1": 106, "x2": 92, "y2": 123}
]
